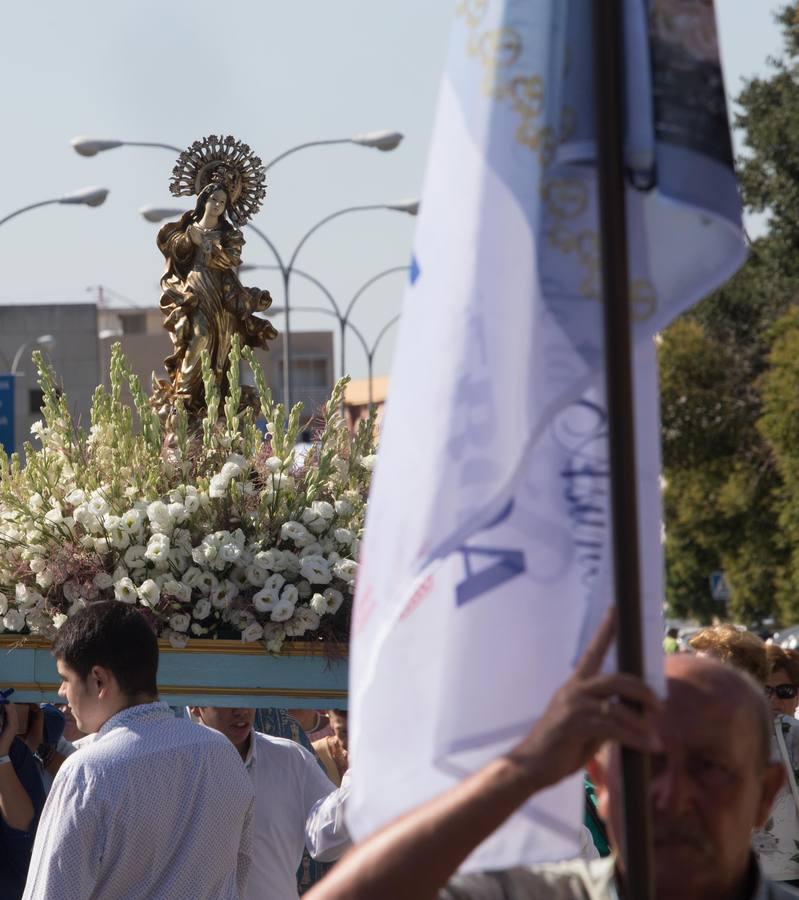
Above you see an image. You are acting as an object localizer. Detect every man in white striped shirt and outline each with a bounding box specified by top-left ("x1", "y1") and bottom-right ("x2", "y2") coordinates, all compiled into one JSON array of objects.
[{"x1": 23, "y1": 602, "x2": 255, "y2": 900}]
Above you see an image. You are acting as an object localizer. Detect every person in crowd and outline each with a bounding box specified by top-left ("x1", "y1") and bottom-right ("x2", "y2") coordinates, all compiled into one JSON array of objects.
[
  {"x1": 192, "y1": 705, "x2": 352, "y2": 900},
  {"x1": 288, "y1": 708, "x2": 330, "y2": 741},
  {"x1": 22, "y1": 602, "x2": 255, "y2": 900},
  {"x1": 689, "y1": 622, "x2": 769, "y2": 682},
  {"x1": 16, "y1": 703, "x2": 72, "y2": 794},
  {"x1": 765, "y1": 645, "x2": 799, "y2": 719},
  {"x1": 256, "y1": 707, "x2": 336, "y2": 894},
  {"x1": 305, "y1": 615, "x2": 793, "y2": 900},
  {"x1": 662, "y1": 627, "x2": 679, "y2": 654},
  {"x1": 313, "y1": 709, "x2": 349, "y2": 788},
  {"x1": 55, "y1": 703, "x2": 85, "y2": 743},
  {"x1": 1, "y1": 701, "x2": 45, "y2": 900}
]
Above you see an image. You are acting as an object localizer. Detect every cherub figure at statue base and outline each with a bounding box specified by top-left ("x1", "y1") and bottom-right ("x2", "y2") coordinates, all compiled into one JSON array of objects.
[{"x1": 149, "y1": 135, "x2": 276, "y2": 433}]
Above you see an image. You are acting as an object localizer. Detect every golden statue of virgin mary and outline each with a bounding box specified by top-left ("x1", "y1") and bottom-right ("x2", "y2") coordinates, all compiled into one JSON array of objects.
[{"x1": 150, "y1": 135, "x2": 277, "y2": 425}]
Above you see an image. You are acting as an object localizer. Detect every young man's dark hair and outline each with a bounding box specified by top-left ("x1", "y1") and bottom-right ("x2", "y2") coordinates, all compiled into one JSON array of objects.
[{"x1": 52, "y1": 602, "x2": 158, "y2": 697}]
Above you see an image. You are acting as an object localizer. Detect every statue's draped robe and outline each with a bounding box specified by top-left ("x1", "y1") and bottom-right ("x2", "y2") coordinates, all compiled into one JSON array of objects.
[{"x1": 153, "y1": 212, "x2": 277, "y2": 418}]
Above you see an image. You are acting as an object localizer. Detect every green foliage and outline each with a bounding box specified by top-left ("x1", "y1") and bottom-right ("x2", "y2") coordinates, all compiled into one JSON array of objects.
[{"x1": 660, "y1": 4, "x2": 799, "y2": 625}]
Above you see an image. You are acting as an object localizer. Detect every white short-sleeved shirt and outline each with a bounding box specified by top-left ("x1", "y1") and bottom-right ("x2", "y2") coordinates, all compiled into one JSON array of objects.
[
  {"x1": 23, "y1": 702, "x2": 255, "y2": 900},
  {"x1": 242, "y1": 730, "x2": 349, "y2": 900}
]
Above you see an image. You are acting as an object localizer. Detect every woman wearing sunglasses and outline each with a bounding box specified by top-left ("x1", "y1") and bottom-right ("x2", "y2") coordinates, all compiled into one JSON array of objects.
[{"x1": 765, "y1": 645, "x2": 799, "y2": 719}]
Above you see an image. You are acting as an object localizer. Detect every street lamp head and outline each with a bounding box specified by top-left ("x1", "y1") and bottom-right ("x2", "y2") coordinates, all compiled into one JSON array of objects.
[
  {"x1": 98, "y1": 328, "x2": 123, "y2": 341},
  {"x1": 36, "y1": 335, "x2": 56, "y2": 350},
  {"x1": 70, "y1": 137, "x2": 124, "y2": 157},
  {"x1": 351, "y1": 130, "x2": 404, "y2": 151},
  {"x1": 59, "y1": 187, "x2": 109, "y2": 207},
  {"x1": 385, "y1": 199, "x2": 420, "y2": 216},
  {"x1": 139, "y1": 205, "x2": 187, "y2": 223}
]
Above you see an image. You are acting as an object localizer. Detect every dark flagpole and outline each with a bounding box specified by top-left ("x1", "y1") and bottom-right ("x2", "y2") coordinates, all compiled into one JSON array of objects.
[{"x1": 592, "y1": 2, "x2": 655, "y2": 899}]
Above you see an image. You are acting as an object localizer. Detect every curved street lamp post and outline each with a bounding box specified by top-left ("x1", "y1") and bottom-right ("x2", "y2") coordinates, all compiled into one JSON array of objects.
[
  {"x1": 269, "y1": 303, "x2": 399, "y2": 416},
  {"x1": 241, "y1": 262, "x2": 409, "y2": 380},
  {"x1": 0, "y1": 187, "x2": 109, "y2": 228}
]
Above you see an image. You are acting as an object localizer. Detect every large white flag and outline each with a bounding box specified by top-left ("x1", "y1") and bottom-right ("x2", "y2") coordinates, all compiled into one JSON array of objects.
[{"x1": 348, "y1": 0, "x2": 747, "y2": 871}]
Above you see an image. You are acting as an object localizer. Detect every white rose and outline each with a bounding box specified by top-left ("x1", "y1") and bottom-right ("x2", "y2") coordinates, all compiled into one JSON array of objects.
[
  {"x1": 320, "y1": 588, "x2": 344, "y2": 615},
  {"x1": 220, "y1": 542, "x2": 242, "y2": 563},
  {"x1": 28, "y1": 493, "x2": 44, "y2": 513},
  {"x1": 360, "y1": 454, "x2": 377, "y2": 471},
  {"x1": 280, "y1": 521, "x2": 314, "y2": 547},
  {"x1": 302, "y1": 501, "x2": 335, "y2": 534},
  {"x1": 167, "y1": 502, "x2": 188, "y2": 524},
  {"x1": 3, "y1": 609, "x2": 25, "y2": 631},
  {"x1": 265, "y1": 456, "x2": 282, "y2": 474},
  {"x1": 181, "y1": 566, "x2": 203, "y2": 589},
  {"x1": 193, "y1": 597, "x2": 212, "y2": 620},
  {"x1": 167, "y1": 630, "x2": 189, "y2": 649},
  {"x1": 280, "y1": 584, "x2": 299, "y2": 607},
  {"x1": 254, "y1": 549, "x2": 285, "y2": 572},
  {"x1": 124, "y1": 545, "x2": 147, "y2": 569},
  {"x1": 333, "y1": 558, "x2": 358, "y2": 584},
  {"x1": 120, "y1": 508, "x2": 144, "y2": 533},
  {"x1": 252, "y1": 586, "x2": 280, "y2": 613},
  {"x1": 163, "y1": 579, "x2": 192, "y2": 603},
  {"x1": 137, "y1": 579, "x2": 161, "y2": 608},
  {"x1": 241, "y1": 622, "x2": 264, "y2": 643},
  {"x1": 208, "y1": 474, "x2": 229, "y2": 499},
  {"x1": 44, "y1": 507, "x2": 63, "y2": 528},
  {"x1": 210, "y1": 580, "x2": 237, "y2": 609},
  {"x1": 262, "y1": 572, "x2": 286, "y2": 593},
  {"x1": 52, "y1": 612, "x2": 69, "y2": 630},
  {"x1": 169, "y1": 612, "x2": 191, "y2": 633},
  {"x1": 65, "y1": 488, "x2": 86, "y2": 506},
  {"x1": 246, "y1": 564, "x2": 267, "y2": 587},
  {"x1": 296, "y1": 580, "x2": 312, "y2": 599},
  {"x1": 146, "y1": 500, "x2": 173, "y2": 532},
  {"x1": 114, "y1": 577, "x2": 138, "y2": 604},
  {"x1": 284, "y1": 605, "x2": 321, "y2": 637},
  {"x1": 29, "y1": 557, "x2": 46, "y2": 574},
  {"x1": 145, "y1": 533, "x2": 170, "y2": 565},
  {"x1": 93, "y1": 538, "x2": 110, "y2": 556},
  {"x1": 196, "y1": 572, "x2": 219, "y2": 597},
  {"x1": 334, "y1": 498, "x2": 353, "y2": 517},
  {"x1": 270, "y1": 597, "x2": 295, "y2": 622},
  {"x1": 36, "y1": 570, "x2": 54, "y2": 589},
  {"x1": 88, "y1": 494, "x2": 109, "y2": 518},
  {"x1": 300, "y1": 554, "x2": 332, "y2": 585},
  {"x1": 334, "y1": 527, "x2": 355, "y2": 545}
]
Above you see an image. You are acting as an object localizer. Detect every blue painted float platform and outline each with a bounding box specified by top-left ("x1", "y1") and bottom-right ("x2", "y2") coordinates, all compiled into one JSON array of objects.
[{"x1": 0, "y1": 637, "x2": 348, "y2": 708}]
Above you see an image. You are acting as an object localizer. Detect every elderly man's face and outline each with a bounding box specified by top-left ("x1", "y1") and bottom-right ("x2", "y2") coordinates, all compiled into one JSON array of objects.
[{"x1": 592, "y1": 656, "x2": 783, "y2": 900}]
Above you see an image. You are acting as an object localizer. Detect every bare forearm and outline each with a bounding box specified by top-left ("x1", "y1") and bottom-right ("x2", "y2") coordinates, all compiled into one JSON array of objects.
[
  {"x1": 306, "y1": 754, "x2": 543, "y2": 900},
  {"x1": 0, "y1": 763, "x2": 35, "y2": 831}
]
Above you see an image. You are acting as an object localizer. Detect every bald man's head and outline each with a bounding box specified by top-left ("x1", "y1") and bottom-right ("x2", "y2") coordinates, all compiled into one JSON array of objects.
[
  {"x1": 664, "y1": 651, "x2": 772, "y2": 769},
  {"x1": 590, "y1": 652, "x2": 783, "y2": 900}
]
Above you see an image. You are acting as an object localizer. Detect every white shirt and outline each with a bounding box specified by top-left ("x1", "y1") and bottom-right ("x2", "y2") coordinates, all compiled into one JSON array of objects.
[
  {"x1": 23, "y1": 702, "x2": 255, "y2": 900},
  {"x1": 242, "y1": 730, "x2": 351, "y2": 900}
]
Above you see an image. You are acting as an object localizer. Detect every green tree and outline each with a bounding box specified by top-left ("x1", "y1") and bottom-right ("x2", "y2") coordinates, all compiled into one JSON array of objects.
[{"x1": 660, "y1": 4, "x2": 799, "y2": 624}]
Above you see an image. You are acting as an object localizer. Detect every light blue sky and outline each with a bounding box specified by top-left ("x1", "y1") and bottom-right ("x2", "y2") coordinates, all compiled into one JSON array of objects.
[{"x1": 0, "y1": 2, "x2": 785, "y2": 379}]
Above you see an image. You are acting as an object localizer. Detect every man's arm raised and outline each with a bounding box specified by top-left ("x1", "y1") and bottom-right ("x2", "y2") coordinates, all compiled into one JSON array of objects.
[{"x1": 306, "y1": 611, "x2": 662, "y2": 900}]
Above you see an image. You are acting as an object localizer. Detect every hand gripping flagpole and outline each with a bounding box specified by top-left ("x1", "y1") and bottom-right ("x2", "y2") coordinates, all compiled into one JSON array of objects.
[{"x1": 593, "y1": 2, "x2": 655, "y2": 899}]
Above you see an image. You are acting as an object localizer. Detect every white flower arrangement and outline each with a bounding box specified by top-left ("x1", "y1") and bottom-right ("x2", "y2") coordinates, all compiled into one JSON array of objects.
[{"x1": 0, "y1": 338, "x2": 375, "y2": 652}]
